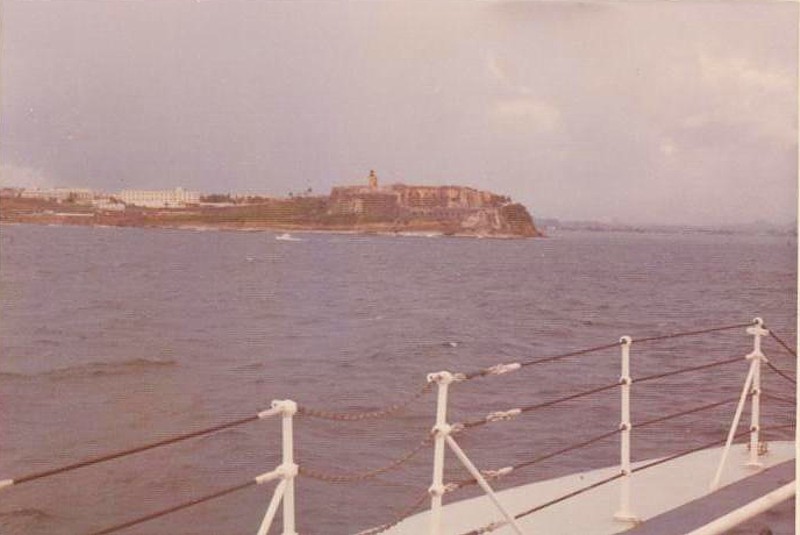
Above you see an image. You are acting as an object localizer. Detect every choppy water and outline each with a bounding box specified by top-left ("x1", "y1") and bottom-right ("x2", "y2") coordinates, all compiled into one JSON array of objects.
[{"x1": 0, "y1": 224, "x2": 796, "y2": 535}]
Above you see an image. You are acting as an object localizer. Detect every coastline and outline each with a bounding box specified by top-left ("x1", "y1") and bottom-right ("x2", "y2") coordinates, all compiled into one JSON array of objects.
[{"x1": 0, "y1": 218, "x2": 537, "y2": 240}]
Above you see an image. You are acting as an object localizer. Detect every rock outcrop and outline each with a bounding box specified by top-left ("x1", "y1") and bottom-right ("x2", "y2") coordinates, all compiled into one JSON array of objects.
[{"x1": 326, "y1": 171, "x2": 541, "y2": 237}]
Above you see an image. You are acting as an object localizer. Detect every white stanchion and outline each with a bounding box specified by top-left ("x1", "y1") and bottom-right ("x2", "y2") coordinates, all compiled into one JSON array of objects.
[
  {"x1": 746, "y1": 318, "x2": 768, "y2": 468},
  {"x1": 710, "y1": 322, "x2": 765, "y2": 491},
  {"x1": 614, "y1": 335, "x2": 638, "y2": 523},
  {"x1": 427, "y1": 371, "x2": 455, "y2": 535},
  {"x1": 254, "y1": 399, "x2": 298, "y2": 535}
]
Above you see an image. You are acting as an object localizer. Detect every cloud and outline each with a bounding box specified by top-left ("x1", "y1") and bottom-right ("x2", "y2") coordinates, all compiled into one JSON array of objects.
[
  {"x1": 0, "y1": 163, "x2": 52, "y2": 188},
  {"x1": 485, "y1": 52, "x2": 559, "y2": 133},
  {"x1": 659, "y1": 138, "x2": 677, "y2": 157},
  {"x1": 699, "y1": 53, "x2": 793, "y2": 93},
  {"x1": 692, "y1": 51, "x2": 797, "y2": 146},
  {"x1": 490, "y1": 96, "x2": 561, "y2": 133},
  {"x1": 486, "y1": 52, "x2": 531, "y2": 94}
]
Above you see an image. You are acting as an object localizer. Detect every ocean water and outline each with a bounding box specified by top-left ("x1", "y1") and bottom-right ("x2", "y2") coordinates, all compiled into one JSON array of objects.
[{"x1": 0, "y1": 224, "x2": 795, "y2": 535}]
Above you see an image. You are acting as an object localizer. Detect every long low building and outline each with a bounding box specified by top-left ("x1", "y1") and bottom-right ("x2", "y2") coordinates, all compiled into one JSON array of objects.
[
  {"x1": 119, "y1": 187, "x2": 200, "y2": 208},
  {"x1": 20, "y1": 188, "x2": 94, "y2": 202}
]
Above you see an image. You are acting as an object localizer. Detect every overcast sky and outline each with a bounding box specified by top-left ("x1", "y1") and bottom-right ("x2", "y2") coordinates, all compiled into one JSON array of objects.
[{"x1": 1, "y1": 1, "x2": 797, "y2": 225}]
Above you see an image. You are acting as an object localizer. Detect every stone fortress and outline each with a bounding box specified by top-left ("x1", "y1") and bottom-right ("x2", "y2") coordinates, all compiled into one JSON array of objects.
[{"x1": 327, "y1": 171, "x2": 540, "y2": 237}]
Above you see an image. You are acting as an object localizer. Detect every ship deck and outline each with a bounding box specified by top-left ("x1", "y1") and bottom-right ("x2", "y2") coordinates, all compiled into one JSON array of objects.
[{"x1": 387, "y1": 441, "x2": 795, "y2": 535}]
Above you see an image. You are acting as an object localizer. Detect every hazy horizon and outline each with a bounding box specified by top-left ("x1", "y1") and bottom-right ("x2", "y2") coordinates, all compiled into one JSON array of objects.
[{"x1": 1, "y1": 1, "x2": 797, "y2": 226}]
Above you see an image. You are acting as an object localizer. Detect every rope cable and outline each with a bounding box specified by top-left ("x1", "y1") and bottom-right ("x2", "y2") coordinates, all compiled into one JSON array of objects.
[
  {"x1": 460, "y1": 381, "x2": 620, "y2": 431},
  {"x1": 765, "y1": 360, "x2": 796, "y2": 385},
  {"x1": 633, "y1": 321, "x2": 756, "y2": 345},
  {"x1": 463, "y1": 320, "x2": 756, "y2": 381},
  {"x1": 635, "y1": 355, "x2": 742, "y2": 384},
  {"x1": 452, "y1": 396, "x2": 740, "y2": 495},
  {"x1": 767, "y1": 329, "x2": 798, "y2": 358},
  {"x1": 517, "y1": 342, "x2": 623, "y2": 369},
  {"x1": 518, "y1": 382, "x2": 620, "y2": 414},
  {"x1": 631, "y1": 429, "x2": 751, "y2": 476},
  {"x1": 762, "y1": 392, "x2": 796, "y2": 405},
  {"x1": 512, "y1": 472, "x2": 624, "y2": 523},
  {"x1": 632, "y1": 424, "x2": 796, "y2": 477},
  {"x1": 450, "y1": 428, "x2": 621, "y2": 493},
  {"x1": 632, "y1": 397, "x2": 740, "y2": 429},
  {"x1": 463, "y1": 342, "x2": 623, "y2": 380},
  {"x1": 88, "y1": 480, "x2": 257, "y2": 535},
  {"x1": 10, "y1": 415, "x2": 259, "y2": 486}
]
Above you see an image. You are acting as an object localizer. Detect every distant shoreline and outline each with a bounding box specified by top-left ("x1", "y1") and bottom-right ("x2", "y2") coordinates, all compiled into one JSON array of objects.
[
  {"x1": 4, "y1": 218, "x2": 797, "y2": 241},
  {"x1": 0, "y1": 218, "x2": 534, "y2": 240},
  {"x1": 0, "y1": 193, "x2": 542, "y2": 239}
]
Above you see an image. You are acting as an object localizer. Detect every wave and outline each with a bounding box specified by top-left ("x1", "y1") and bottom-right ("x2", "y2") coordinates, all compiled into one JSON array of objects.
[
  {"x1": 0, "y1": 371, "x2": 27, "y2": 380},
  {"x1": 0, "y1": 358, "x2": 176, "y2": 381},
  {"x1": 0, "y1": 507, "x2": 53, "y2": 522}
]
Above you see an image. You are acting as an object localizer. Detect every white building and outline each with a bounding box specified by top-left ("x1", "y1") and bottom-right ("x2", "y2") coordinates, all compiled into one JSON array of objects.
[
  {"x1": 20, "y1": 188, "x2": 94, "y2": 203},
  {"x1": 118, "y1": 187, "x2": 200, "y2": 208}
]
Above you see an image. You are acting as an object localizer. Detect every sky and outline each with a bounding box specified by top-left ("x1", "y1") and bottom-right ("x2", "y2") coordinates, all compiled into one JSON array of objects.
[{"x1": 1, "y1": 0, "x2": 797, "y2": 226}]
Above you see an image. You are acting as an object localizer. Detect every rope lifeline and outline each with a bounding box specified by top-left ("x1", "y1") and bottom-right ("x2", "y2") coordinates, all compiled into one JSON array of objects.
[
  {"x1": 298, "y1": 435, "x2": 432, "y2": 483},
  {"x1": 632, "y1": 396, "x2": 740, "y2": 429},
  {"x1": 461, "y1": 381, "x2": 620, "y2": 431},
  {"x1": 631, "y1": 424, "x2": 796, "y2": 478},
  {"x1": 462, "y1": 342, "x2": 623, "y2": 380},
  {"x1": 452, "y1": 395, "x2": 740, "y2": 494},
  {"x1": 88, "y1": 479, "x2": 256, "y2": 535},
  {"x1": 765, "y1": 360, "x2": 796, "y2": 385},
  {"x1": 517, "y1": 342, "x2": 623, "y2": 370},
  {"x1": 509, "y1": 472, "x2": 625, "y2": 526},
  {"x1": 297, "y1": 382, "x2": 433, "y2": 421},
  {"x1": 10, "y1": 415, "x2": 259, "y2": 487},
  {"x1": 631, "y1": 429, "x2": 751, "y2": 476},
  {"x1": 449, "y1": 428, "x2": 621, "y2": 494},
  {"x1": 762, "y1": 392, "x2": 796, "y2": 406},
  {"x1": 633, "y1": 320, "x2": 757, "y2": 345},
  {"x1": 767, "y1": 329, "x2": 798, "y2": 358},
  {"x1": 463, "y1": 320, "x2": 757, "y2": 381},
  {"x1": 634, "y1": 355, "x2": 742, "y2": 385}
]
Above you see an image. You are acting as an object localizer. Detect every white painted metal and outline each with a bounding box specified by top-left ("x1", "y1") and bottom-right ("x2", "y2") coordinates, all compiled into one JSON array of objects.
[
  {"x1": 746, "y1": 318, "x2": 768, "y2": 468},
  {"x1": 482, "y1": 466, "x2": 514, "y2": 480},
  {"x1": 614, "y1": 335, "x2": 637, "y2": 523},
  {"x1": 445, "y1": 435, "x2": 525, "y2": 535},
  {"x1": 255, "y1": 468, "x2": 285, "y2": 485},
  {"x1": 710, "y1": 357, "x2": 756, "y2": 491},
  {"x1": 486, "y1": 408, "x2": 522, "y2": 422},
  {"x1": 280, "y1": 400, "x2": 298, "y2": 535},
  {"x1": 256, "y1": 479, "x2": 287, "y2": 535},
  {"x1": 685, "y1": 481, "x2": 795, "y2": 535},
  {"x1": 485, "y1": 363, "x2": 522, "y2": 376},
  {"x1": 258, "y1": 405, "x2": 285, "y2": 420},
  {"x1": 427, "y1": 371, "x2": 455, "y2": 535},
  {"x1": 254, "y1": 399, "x2": 298, "y2": 535}
]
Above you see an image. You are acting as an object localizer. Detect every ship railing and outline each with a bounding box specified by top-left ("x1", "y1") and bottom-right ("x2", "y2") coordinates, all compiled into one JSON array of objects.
[
  {"x1": 419, "y1": 317, "x2": 796, "y2": 535},
  {"x1": 0, "y1": 317, "x2": 795, "y2": 535}
]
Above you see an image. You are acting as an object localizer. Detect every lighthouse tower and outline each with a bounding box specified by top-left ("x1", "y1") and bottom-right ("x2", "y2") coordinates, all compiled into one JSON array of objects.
[{"x1": 368, "y1": 170, "x2": 378, "y2": 190}]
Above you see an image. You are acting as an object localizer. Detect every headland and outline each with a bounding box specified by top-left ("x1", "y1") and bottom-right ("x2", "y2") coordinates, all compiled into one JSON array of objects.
[{"x1": 0, "y1": 171, "x2": 542, "y2": 238}]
